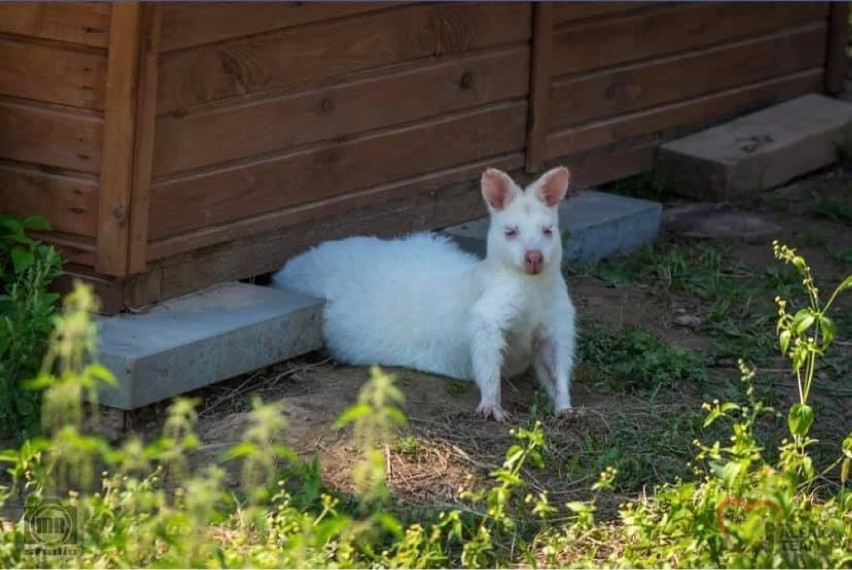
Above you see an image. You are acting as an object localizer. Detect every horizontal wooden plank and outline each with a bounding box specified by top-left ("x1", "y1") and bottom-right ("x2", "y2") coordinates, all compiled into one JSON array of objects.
[
  {"x1": 143, "y1": 155, "x2": 525, "y2": 305},
  {"x1": 553, "y1": 2, "x2": 656, "y2": 25},
  {"x1": 52, "y1": 262, "x2": 124, "y2": 315},
  {"x1": 544, "y1": 68, "x2": 824, "y2": 161},
  {"x1": 30, "y1": 231, "x2": 96, "y2": 267},
  {"x1": 564, "y1": 143, "x2": 657, "y2": 190},
  {"x1": 157, "y1": 2, "x2": 532, "y2": 113},
  {"x1": 149, "y1": 100, "x2": 528, "y2": 240},
  {"x1": 0, "y1": 3, "x2": 111, "y2": 48},
  {"x1": 0, "y1": 99, "x2": 103, "y2": 173},
  {"x1": 552, "y1": 2, "x2": 829, "y2": 77},
  {"x1": 549, "y1": 23, "x2": 827, "y2": 130},
  {"x1": 160, "y1": 2, "x2": 397, "y2": 52},
  {"x1": 146, "y1": 153, "x2": 523, "y2": 262},
  {"x1": 154, "y1": 46, "x2": 529, "y2": 175},
  {"x1": 0, "y1": 162, "x2": 98, "y2": 237},
  {"x1": 0, "y1": 36, "x2": 107, "y2": 110}
]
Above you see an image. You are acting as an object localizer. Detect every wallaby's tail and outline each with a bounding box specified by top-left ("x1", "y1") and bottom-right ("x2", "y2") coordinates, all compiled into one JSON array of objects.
[{"x1": 270, "y1": 248, "x2": 327, "y2": 298}]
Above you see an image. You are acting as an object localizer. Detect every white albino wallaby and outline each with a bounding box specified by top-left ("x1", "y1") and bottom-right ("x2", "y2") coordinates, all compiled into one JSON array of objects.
[{"x1": 272, "y1": 166, "x2": 577, "y2": 422}]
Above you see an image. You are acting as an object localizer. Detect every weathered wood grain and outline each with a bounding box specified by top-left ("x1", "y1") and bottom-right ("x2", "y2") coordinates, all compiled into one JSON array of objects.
[
  {"x1": 157, "y1": 2, "x2": 531, "y2": 113},
  {"x1": 0, "y1": 3, "x2": 111, "y2": 47},
  {"x1": 127, "y1": 4, "x2": 162, "y2": 274},
  {"x1": 153, "y1": 46, "x2": 529, "y2": 175},
  {"x1": 545, "y1": 68, "x2": 824, "y2": 160},
  {"x1": 549, "y1": 23, "x2": 827, "y2": 130},
  {"x1": 0, "y1": 98, "x2": 103, "y2": 173},
  {"x1": 149, "y1": 101, "x2": 528, "y2": 240},
  {"x1": 159, "y1": 2, "x2": 396, "y2": 52},
  {"x1": 0, "y1": 37, "x2": 107, "y2": 110},
  {"x1": 96, "y1": 3, "x2": 142, "y2": 275},
  {"x1": 825, "y1": 1, "x2": 850, "y2": 94},
  {"x1": 552, "y1": 2, "x2": 828, "y2": 77},
  {"x1": 525, "y1": 2, "x2": 554, "y2": 173},
  {"x1": 0, "y1": 161, "x2": 99, "y2": 237}
]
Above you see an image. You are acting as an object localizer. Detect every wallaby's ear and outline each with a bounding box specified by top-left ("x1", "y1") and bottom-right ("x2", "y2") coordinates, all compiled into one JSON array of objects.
[
  {"x1": 481, "y1": 168, "x2": 518, "y2": 211},
  {"x1": 533, "y1": 166, "x2": 571, "y2": 208}
]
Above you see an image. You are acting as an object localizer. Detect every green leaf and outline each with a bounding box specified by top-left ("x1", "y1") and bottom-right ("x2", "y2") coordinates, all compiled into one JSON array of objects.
[
  {"x1": 10, "y1": 246, "x2": 34, "y2": 273},
  {"x1": 224, "y1": 441, "x2": 260, "y2": 460},
  {"x1": 711, "y1": 461, "x2": 743, "y2": 488},
  {"x1": 837, "y1": 275, "x2": 852, "y2": 293},
  {"x1": 842, "y1": 457, "x2": 850, "y2": 485},
  {"x1": 818, "y1": 315, "x2": 836, "y2": 349},
  {"x1": 332, "y1": 403, "x2": 371, "y2": 430},
  {"x1": 375, "y1": 512, "x2": 403, "y2": 538},
  {"x1": 779, "y1": 329, "x2": 791, "y2": 355},
  {"x1": 788, "y1": 403, "x2": 814, "y2": 437},
  {"x1": 791, "y1": 309, "x2": 815, "y2": 334},
  {"x1": 22, "y1": 216, "x2": 52, "y2": 232}
]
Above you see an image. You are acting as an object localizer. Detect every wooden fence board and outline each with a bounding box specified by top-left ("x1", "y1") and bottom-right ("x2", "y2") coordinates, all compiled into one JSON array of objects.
[
  {"x1": 0, "y1": 37, "x2": 107, "y2": 110},
  {"x1": 157, "y1": 2, "x2": 531, "y2": 113},
  {"x1": 549, "y1": 23, "x2": 827, "y2": 130},
  {"x1": 525, "y1": 2, "x2": 554, "y2": 173},
  {"x1": 545, "y1": 68, "x2": 823, "y2": 160},
  {"x1": 0, "y1": 99, "x2": 102, "y2": 173},
  {"x1": 0, "y1": 162, "x2": 98, "y2": 237},
  {"x1": 127, "y1": 4, "x2": 162, "y2": 274},
  {"x1": 553, "y1": 2, "x2": 655, "y2": 26},
  {"x1": 149, "y1": 101, "x2": 528, "y2": 240},
  {"x1": 96, "y1": 3, "x2": 142, "y2": 275},
  {"x1": 0, "y1": 3, "x2": 111, "y2": 47},
  {"x1": 146, "y1": 153, "x2": 523, "y2": 262},
  {"x1": 826, "y1": 1, "x2": 850, "y2": 94},
  {"x1": 160, "y1": 2, "x2": 396, "y2": 52},
  {"x1": 552, "y1": 2, "x2": 828, "y2": 77},
  {"x1": 154, "y1": 46, "x2": 529, "y2": 175}
]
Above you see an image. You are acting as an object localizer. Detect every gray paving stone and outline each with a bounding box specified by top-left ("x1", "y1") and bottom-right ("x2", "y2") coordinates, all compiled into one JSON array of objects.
[
  {"x1": 96, "y1": 282, "x2": 322, "y2": 410},
  {"x1": 656, "y1": 94, "x2": 852, "y2": 201},
  {"x1": 442, "y1": 190, "x2": 662, "y2": 263}
]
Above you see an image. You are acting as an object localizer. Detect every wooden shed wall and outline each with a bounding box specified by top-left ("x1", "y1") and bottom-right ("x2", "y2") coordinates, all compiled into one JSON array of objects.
[
  {"x1": 0, "y1": 3, "x2": 112, "y2": 269},
  {"x1": 0, "y1": 2, "x2": 847, "y2": 313},
  {"x1": 526, "y1": 2, "x2": 831, "y2": 171},
  {"x1": 145, "y1": 2, "x2": 533, "y2": 263}
]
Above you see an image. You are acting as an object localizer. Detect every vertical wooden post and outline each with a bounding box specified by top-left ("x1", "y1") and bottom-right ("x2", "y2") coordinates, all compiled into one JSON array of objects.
[
  {"x1": 127, "y1": 4, "x2": 162, "y2": 274},
  {"x1": 825, "y1": 0, "x2": 849, "y2": 95},
  {"x1": 96, "y1": 2, "x2": 142, "y2": 276},
  {"x1": 525, "y1": 2, "x2": 554, "y2": 174}
]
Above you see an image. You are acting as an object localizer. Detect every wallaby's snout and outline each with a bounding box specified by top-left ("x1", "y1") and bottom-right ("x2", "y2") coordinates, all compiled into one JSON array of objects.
[{"x1": 524, "y1": 250, "x2": 544, "y2": 274}]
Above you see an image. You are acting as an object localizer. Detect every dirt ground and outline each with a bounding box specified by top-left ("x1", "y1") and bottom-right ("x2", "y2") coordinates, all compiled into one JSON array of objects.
[{"x1": 97, "y1": 162, "x2": 851, "y2": 515}]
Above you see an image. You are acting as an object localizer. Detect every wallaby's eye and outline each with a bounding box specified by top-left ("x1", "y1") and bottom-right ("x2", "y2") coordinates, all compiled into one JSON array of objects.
[
  {"x1": 504, "y1": 226, "x2": 519, "y2": 239},
  {"x1": 542, "y1": 226, "x2": 554, "y2": 237}
]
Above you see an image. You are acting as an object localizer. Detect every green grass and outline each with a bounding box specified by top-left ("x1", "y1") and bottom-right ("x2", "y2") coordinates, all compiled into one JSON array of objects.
[
  {"x1": 579, "y1": 324, "x2": 708, "y2": 393},
  {"x1": 569, "y1": 239, "x2": 817, "y2": 366}
]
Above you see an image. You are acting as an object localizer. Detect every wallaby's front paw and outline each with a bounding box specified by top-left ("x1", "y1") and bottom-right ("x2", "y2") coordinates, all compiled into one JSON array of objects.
[{"x1": 477, "y1": 402, "x2": 512, "y2": 423}]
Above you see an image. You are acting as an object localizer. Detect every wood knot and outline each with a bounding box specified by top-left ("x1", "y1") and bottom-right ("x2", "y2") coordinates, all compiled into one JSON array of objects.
[
  {"x1": 320, "y1": 97, "x2": 335, "y2": 114},
  {"x1": 460, "y1": 71, "x2": 474, "y2": 89}
]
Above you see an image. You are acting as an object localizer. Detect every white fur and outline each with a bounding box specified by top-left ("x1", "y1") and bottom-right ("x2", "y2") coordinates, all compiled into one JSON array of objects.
[{"x1": 271, "y1": 167, "x2": 577, "y2": 422}]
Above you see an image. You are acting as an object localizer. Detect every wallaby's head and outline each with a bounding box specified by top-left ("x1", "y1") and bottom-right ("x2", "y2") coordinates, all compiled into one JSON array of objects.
[{"x1": 481, "y1": 166, "x2": 571, "y2": 276}]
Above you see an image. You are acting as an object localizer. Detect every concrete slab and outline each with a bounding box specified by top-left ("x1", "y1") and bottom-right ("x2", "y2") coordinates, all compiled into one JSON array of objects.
[
  {"x1": 97, "y1": 282, "x2": 323, "y2": 410},
  {"x1": 656, "y1": 94, "x2": 852, "y2": 201},
  {"x1": 442, "y1": 190, "x2": 662, "y2": 263}
]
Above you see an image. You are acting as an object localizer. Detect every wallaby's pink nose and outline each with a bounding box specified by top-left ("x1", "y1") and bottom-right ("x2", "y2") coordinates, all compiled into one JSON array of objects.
[{"x1": 524, "y1": 250, "x2": 544, "y2": 274}]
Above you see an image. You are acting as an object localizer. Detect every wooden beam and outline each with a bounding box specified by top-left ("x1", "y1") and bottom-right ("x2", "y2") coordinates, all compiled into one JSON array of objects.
[
  {"x1": 825, "y1": 0, "x2": 850, "y2": 95},
  {"x1": 127, "y1": 4, "x2": 161, "y2": 274},
  {"x1": 96, "y1": 2, "x2": 142, "y2": 276},
  {"x1": 525, "y1": 2, "x2": 554, "y2": 173}
]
